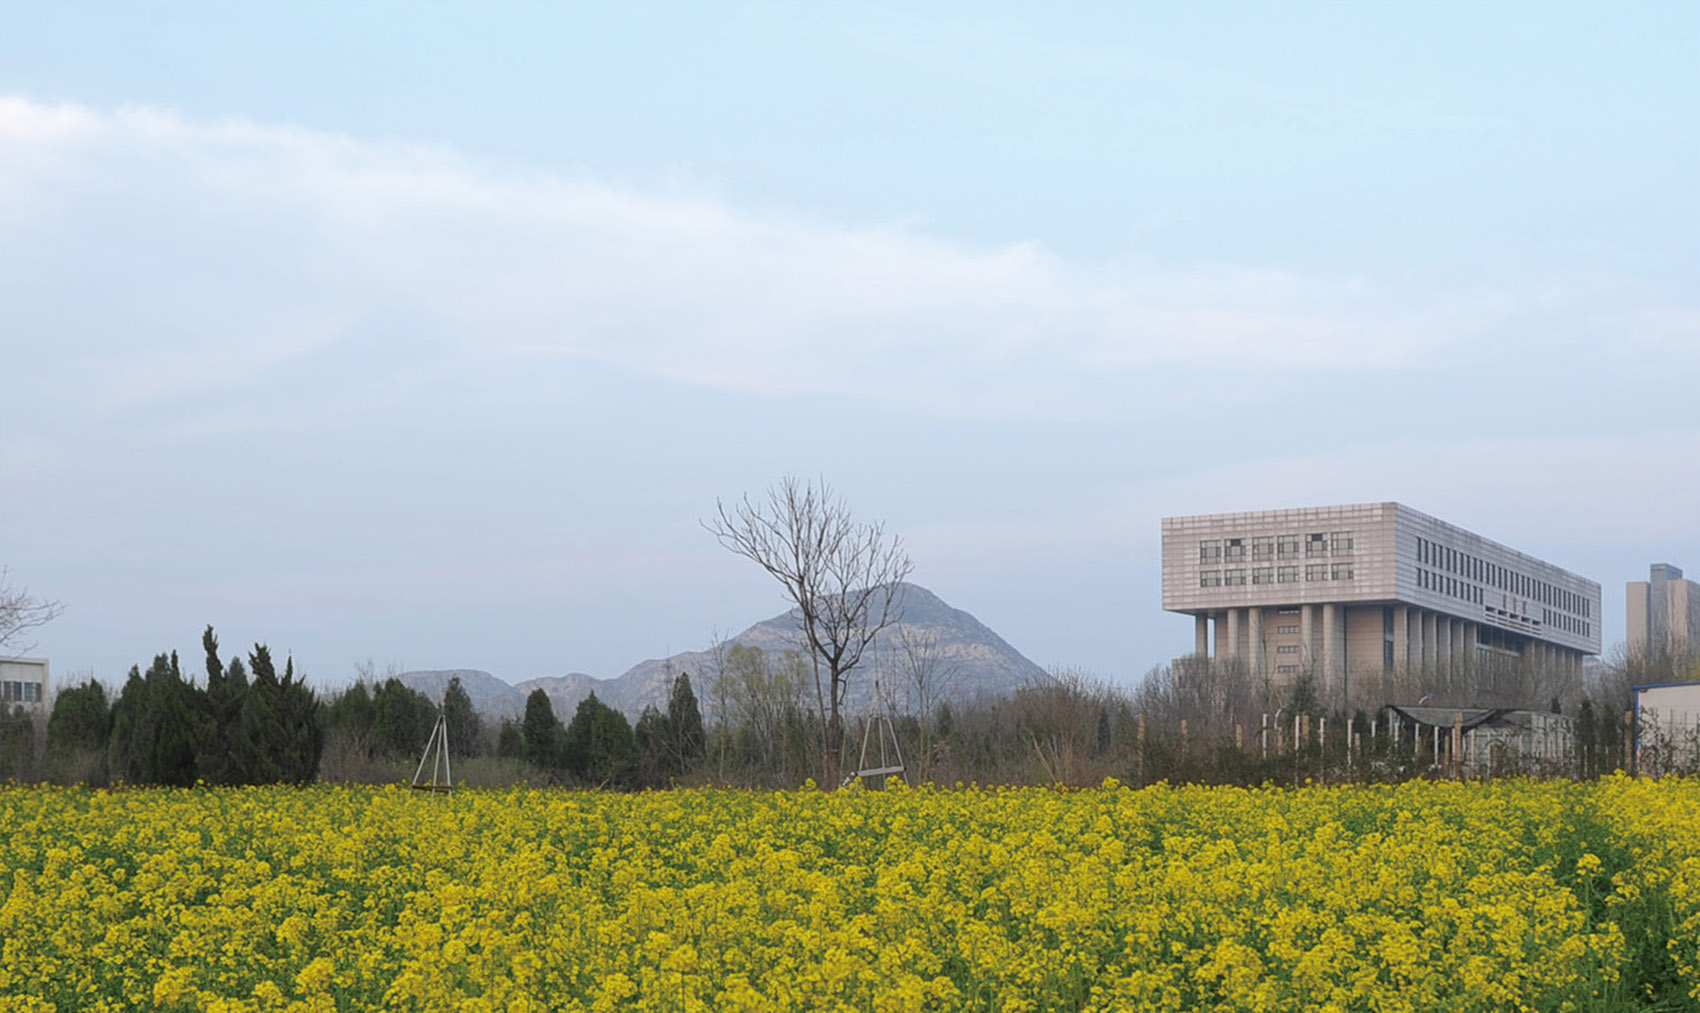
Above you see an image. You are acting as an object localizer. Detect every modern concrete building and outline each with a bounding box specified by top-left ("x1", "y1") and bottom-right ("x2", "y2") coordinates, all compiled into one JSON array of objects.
[
  {"x1": 0, "y1": 656, "x2": 50, "y2": 711},
  {"x1": 1627, "y1": 564, "x2": 1700, "y2": 659},
  {"x1": 1162, "y1": 503, "x2": 1601, "y2": 701}
]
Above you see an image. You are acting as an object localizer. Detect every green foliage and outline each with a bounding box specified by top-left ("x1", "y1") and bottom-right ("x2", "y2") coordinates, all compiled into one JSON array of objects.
[
  {"x1": 668, "y1": 672, "x2": 706, "y2": 770},
  {"x1": 564, "y1": 692, "x2": 636, "y2": 787},
  {"x1": 94, "y1": 628, "x2": 322, "y2": 787},
  {"x1": 441, "y1": 677, "x2": 483, "y2": 759},
  {"x1": 634, "y1": 705, "x2": 672, "y2": 788},
  {"x1": 521, "y1": 689, "x2": 563, "y2": 769},
  {"x1": 495, "y1": 719, "x2": 524, "y2": 760},
  {"x1": 46, "y1": 680, "x2": 110, "y2": 755},
  {"x1": 369, "y1": 679, "x2": 437, "y2": 759},
  {"x1": 107, "y1": 653, "x2": 203, "y2": 787}
]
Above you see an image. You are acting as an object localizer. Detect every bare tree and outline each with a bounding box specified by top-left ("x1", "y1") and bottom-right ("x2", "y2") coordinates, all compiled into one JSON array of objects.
[
  {"x1": 706, "y1": 477, "x2": 913, "y2": 785},
  {"x1": 0, "y1": 568, "x2": 64, "y2": 657}
]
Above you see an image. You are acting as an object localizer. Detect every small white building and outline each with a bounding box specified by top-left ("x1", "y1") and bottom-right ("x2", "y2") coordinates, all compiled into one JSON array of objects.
[
  {"x1": 0, "y1": 657, "x2": 50, "y2": 711},
  {"x1": 1635, "y1": 680, "x2": 1700, "y2": 775}
]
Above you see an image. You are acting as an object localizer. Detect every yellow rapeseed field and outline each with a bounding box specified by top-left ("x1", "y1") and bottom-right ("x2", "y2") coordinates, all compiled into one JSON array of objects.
[{"x1": 1, "y1": 777, "x2": 1695, "y2": 1011}]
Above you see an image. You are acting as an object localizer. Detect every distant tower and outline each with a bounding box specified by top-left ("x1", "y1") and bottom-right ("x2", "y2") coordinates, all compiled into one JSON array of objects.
[{"x1": 1628, "y1": 563, "x2": 1700, "y2": 658}]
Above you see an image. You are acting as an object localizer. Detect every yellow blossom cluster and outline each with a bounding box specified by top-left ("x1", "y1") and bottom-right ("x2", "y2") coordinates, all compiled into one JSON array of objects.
[{"x1": 1, "y1": 776, "x2": 1694, "y2": 1011}]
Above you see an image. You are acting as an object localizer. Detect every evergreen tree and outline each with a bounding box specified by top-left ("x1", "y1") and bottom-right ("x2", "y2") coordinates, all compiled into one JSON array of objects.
[
  {"x1": 368, "y1": 678, "x2": 436, "y2": 758},
  {"x1": 237, "y1": 644, "x2": 286, "y2": 784},
  {"x1": 635, "y1": 704, "x2": 673, "y2": 787},
  {"x1": 441, "y1": 676, "x2": 483, "y2": 759},
  {"x1": 273, "y1": 653, "x2": 323, "y2": 784},
  {"x1": 107, "y1": 665, "x2": 147, "y2": 784},
  {"x1": 564, "y1": 692, "x2": 637, "y2": 787},
  {"x1": 522, "y1": 689, "x2": 563, "y2": 769},
  {"x1": 198, "y1": 626, "x2": 249, "y2": 785},
  {"x1": 324, "y1": 680, "x2": 376, "y2": 754},
  {"x1": 667, "y1": 672, "x2": 706, "y2": 772},
  {"x1": 496, "y1": 719, "x2": 524, "y2": 759},
  {"x1": 47, "y1": 679, "x2": 111, "y2": 755},
  {"x1": 142, "y1": 652, "x2": 202, "y2": 786}
]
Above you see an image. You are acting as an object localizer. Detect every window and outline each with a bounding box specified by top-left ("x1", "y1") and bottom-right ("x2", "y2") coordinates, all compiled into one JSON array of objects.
[
  {"x1": 1199, "y1": 570, "x2": 1221, "y2": 587},
  {"x1": 1276, "y1": 624, "x2": 1299, "y2": 634},
  {"x1": 1305, "y1": 564, "x2": 1329, "y2": 581},
  {"x1": 1331, "y1": 563, "x2": 1354, "y2": 581},
  {"x1": 1224, "y1": 569, "x2": 1247, "y2": 586},
  {"x1": 1276, "y1": 565, "x2": 1299, "y2": 583},
  {"x1": 1199, "y1": 539, "x2": 1222, "y2": 563},
  {"x1": 1252, "y1": 567, "x2": 1274, "y2": 585},
  {"x1": 1224, "y1": 538, "x2": 1246, "y2": 561},
  {"x1": 1277, "y1": 607, "x2": 1300, "y2": 615},
  {"x1": 1329, "y1": 531, "x2": 1354, "y2": 555},
  {"x1": 1305, "y1": 533, "x2": 1327, "y2": 557},
  {"x1": 1251, "y1": 536, "x2": 1275, "y2": 561},
  {"x1": 1277, "y1": 534, "x2": 1301, "y2": 558},
  {"x1": 1276, "y1": 644, "x2": 1300, "y2": 655},
  {"x1": 0, "y1": 681, "x2": 40, "y2": 703},
  {"x1": 1276, "y1": 664, "x2": 1300, "y2": 675}
]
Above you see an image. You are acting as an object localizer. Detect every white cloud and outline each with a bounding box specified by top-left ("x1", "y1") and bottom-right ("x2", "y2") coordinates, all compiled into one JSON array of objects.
[{"x1": 0, "y1": 97, "x2": 1488, "y2": 421}]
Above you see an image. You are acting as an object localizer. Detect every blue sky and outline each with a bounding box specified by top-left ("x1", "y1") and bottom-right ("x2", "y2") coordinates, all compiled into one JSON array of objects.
[{"x1": 2, "y1": 3, "x2": 1696, "y2": 689}]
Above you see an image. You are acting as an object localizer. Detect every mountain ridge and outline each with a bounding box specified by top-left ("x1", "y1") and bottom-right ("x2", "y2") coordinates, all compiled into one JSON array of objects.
[{"x1": 395, "y1": 583, "x2": 1043, "y2": 723}]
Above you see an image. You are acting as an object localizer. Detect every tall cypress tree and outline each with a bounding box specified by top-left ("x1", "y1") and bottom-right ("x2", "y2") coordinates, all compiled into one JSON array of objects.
[
  {"x1": 668, "y1": 672, "x2": 706, "y2": 772},
  {"x1": 635, "y1": 704, "x2": 673, "y2": 787},
  {"x1": 274, "y1": 654, "x2": 322, "y2": 784},
  {"x1": 133, "y1": 652, "x2": 201, "y2": 787},
  {"x1": 521, "y1": 689, "x2": 563, "y2": 770},
  {"x1": 198, "y1": 626, "x2": 249, "y2": 785},
  {"x1": 441, "y1": 676, "x2": 483, "y2": 759}
]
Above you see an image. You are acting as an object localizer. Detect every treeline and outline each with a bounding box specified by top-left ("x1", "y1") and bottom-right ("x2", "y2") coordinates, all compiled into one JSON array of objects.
[
  {"x1": 692, "y1": 644, "x2": 1675, "y2": 788},
  {"x1": 6, "y1": 638, "x2": 1691, "y2": 790},
  {"x1": 8, "y1": 627, "x2": 322, "y2": 786},
  {"x1": 316, "y1": 671, "x2": 707, "y2": 789}
]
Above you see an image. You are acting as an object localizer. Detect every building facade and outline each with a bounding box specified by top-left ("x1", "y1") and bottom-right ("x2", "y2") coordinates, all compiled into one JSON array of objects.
[
  {"x1": 0, "y1": 657, "x2": 50, "y2": 711},
  {"x1": 1627, "y1": 563, "x2": 1700, "y2": 659},
  {"x1": 1161, "y1": 503, "x2": 1601, "y2": 700}
]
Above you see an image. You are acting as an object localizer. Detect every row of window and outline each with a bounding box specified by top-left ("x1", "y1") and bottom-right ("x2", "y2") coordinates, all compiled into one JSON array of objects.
[
  {"x1": 1543, "y1": 608, "x2": 1590, "y2": 638},
  {"x1": 0, "y1": 680, "x2": 43, "y2": 703},
  {"x1": 1415, "y1": 536, "x2": 1590, "y2": 618},
  {"x1": 1199, "y1": 563, "x2": 1354, "y2": 587},
  {"x1": 1199, "y1": 531, "x2": 1354, "y2": 563},
  {"x1": 1417, "y1": 567, "x2": 1483, "y2": 605}
]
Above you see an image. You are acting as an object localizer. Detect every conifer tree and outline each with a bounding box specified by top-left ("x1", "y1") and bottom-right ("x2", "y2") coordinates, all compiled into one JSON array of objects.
[
  {"x1": 564, "y1": 692, "x2": 637, "y2": 786},
  {"x1": 441, "y1": 676, "x2": 483, "y2": 759},
  {"x1": 521, "y1": 689, "x2": 563, "y2": 769},
  {"x1": 668, "y1": 672, "x2": 706, "y2": 772},
  {"x1": 635, "y1": 704, "x2": 673, "y2": 787}
]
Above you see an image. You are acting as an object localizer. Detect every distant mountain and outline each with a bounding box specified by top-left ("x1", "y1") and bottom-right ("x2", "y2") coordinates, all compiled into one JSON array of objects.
[{"x1": 396, "y1": 583, "x2": 1043, "y2": 723}]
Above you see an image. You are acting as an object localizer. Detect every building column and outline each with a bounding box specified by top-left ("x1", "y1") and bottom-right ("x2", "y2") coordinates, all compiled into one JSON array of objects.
[
  {"x1": 1421, "y1": 611, "x2": 1437, "y2": 670},
  {"x1": 1195, "y1": 614, "x2": 1210, "y2": 658},
  {"x1": 1322, "y1": 603, "x2": 1339, "y2": 698},
  {"x1": 1248, "y1": 607, "x2": 1265, "y2": 683},
  {"x1": 1225, "y1": 608, "x2": 1242, "y2": 661},
  {"x1": 1460, "y1": 622, "x2": 1477, "y2": 674},
  {"x1": 1301, "y1": 604, "x2": 1316, "y2": 671},
  {"x1": 1437, "y1": 618, "x2": 1453, "y2": 684},
  {"x1": 1393, "y1": 606, "x2": 1409, "y2": 672}
]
